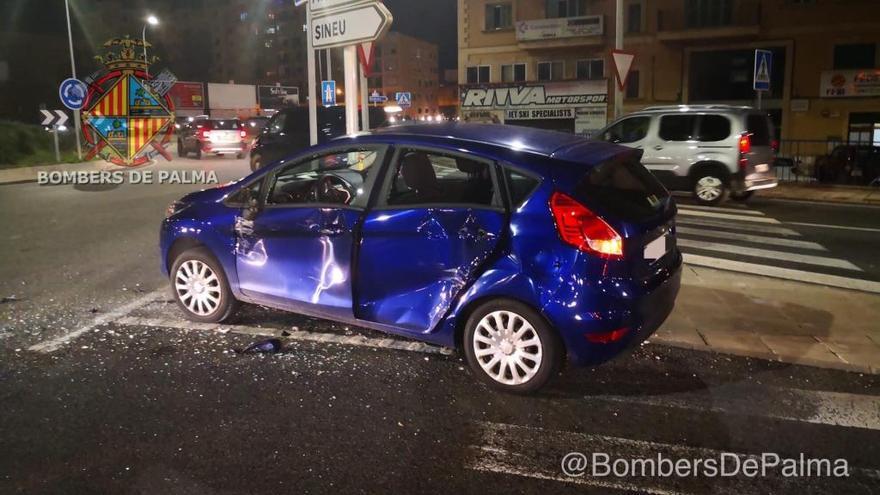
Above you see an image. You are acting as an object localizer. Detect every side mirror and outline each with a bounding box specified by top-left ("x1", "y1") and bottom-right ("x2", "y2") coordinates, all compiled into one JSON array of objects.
[{"x1": 241, "y1": 190, "x2": 261, "y2": 221}]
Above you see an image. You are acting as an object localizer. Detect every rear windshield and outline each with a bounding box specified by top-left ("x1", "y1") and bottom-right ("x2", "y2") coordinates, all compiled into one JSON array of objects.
[
  {"x1": 208, "y1": 120, "x2": 241, "y2": 130},
  {"x1": 746, "y1": 114, "x2": 771, "y2": 146},
  {"x1": 576, "y1": 155, "x2": 669, "y2": 221}
]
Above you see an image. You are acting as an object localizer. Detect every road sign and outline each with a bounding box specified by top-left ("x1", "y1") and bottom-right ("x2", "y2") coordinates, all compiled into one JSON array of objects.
[
  {"x1": 58, "y1": 78, "x2": 87, "y2": 110},
  {"x1": 611, "y1": 50, "x2": 636, "y2": 91},
  {"x1": 358, "y1": 42, "x2": 376, "y2": 77},
  {"x1": 312, "y1": 2, "x2": 393, "y2": 50},
  {"x1": 322, "y1": 80, "x2": 337, "y2": 107},
  {"x1": 754, "y1": 49, "x2": 772, "y2": 91},
  {"x1": 396, "y1": 92, "x2": 411, "y2": 108},
  {"x1": 309, "y1": 0, "x2": 370, "y2": 13},
  {"x1": 369, "y1": 90, "x2": 387, "y2": 103},
  {"x1": 40, "y1": 109, "x2": 68, "y2": 127}
]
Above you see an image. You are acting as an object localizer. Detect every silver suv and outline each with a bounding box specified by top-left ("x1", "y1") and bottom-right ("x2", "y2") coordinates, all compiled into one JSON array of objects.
[{"x1": 598, "y1": 105, "x2": 778, "y2": 205}]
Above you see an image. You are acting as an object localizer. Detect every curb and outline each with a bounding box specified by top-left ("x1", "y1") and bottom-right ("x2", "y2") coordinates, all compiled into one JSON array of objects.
[{"x1": 0, "y1": 160, "x2": 113, "y2": 186}]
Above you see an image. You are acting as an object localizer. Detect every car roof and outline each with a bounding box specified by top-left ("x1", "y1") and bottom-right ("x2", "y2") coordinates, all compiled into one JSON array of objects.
[{"x1": 629, "y1": 104, "x2": 759, "y2": 115}]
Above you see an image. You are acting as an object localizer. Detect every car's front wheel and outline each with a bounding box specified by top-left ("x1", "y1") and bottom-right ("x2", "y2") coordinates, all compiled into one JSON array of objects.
[
  {"x1": 170, "y1": 247, "x2": 238, "y2": 323},
  {"x1": 463, "y1": 299, "x2": 561, "y2": 394},
  {"x1": 250, "y1": 154, "x2": 262, "y2": 172}
]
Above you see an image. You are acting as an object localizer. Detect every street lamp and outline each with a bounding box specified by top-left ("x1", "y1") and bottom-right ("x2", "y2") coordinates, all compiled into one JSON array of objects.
[{"x1": 142, "y1": 15, "x2": 159, "y2": 75}]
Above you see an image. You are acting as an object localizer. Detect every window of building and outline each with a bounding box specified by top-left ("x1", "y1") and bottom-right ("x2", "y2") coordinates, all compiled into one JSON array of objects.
[
  {"x1": 546, "y1": 0, "x2": 587, "y2": 18},
  {"x1": 385, "y1": 150, "x2": 498, "y2": 207},
  {"x1": 625, "y1": 70, "x2": 640, "y2": 98},
  {"x1": 627, "y1": 3, "x2": 642, "y2": 33},
  {"x1": 485, "y1": 3, "x2": 513, "y2": 30},
  {"x1": 658, "y1": 115, "x2": 697, "y2": 141},
  {"x1": 501, "y1": 63, "x2": 527, "y2": 82},
  {"x1": 537, "y1": 61, "x2": 564, "y2": 81},
  {"x1": 466, "y1": 65, "x2": 491, "y2": 84},
  {"x1": 685, "y1": 0, "x2": 732, "y2": 28},
  {"x1": 833, "y1": 43, "x2": 876, "y2": 70},
  {"x1": 576, "y1": 59, "x2": 604, "y2": 80}
]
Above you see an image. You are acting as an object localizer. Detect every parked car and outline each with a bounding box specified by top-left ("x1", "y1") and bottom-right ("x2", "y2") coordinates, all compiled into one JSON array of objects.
[
  {"x1": 598, "y1": 105, "x2": 778, "y2": 205},
  {"x1": 814, "y1": 145, "x2": 880, "y2": 185},
  {"x1": 161, "y1": 123, "x2": 682, "y2": 393},
  {"x1": 249, "y1": 106, "x2": 387, "y2": 171},
  {"x1": 177, "y1": 118, "x2": 248, "y2": 159},
  {"x1": 242, "y1": 116, "x2": 270, "y2": 139}
]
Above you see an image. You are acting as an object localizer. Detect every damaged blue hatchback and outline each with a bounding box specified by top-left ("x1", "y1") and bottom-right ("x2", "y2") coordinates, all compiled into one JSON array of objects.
[{"x1": 160, "y1": 123, "x2": 681, "y2": 393}]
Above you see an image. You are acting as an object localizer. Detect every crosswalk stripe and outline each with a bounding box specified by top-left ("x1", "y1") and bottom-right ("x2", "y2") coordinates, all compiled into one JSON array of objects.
[
  {"x1": 677, "y1": 209, "x2": 781, "y2": 224},
  {"x1": 678, "y1": 239, "x2": 861, "y2": 271},
  {"x1": 683, "y1": 253, "x2": 880, "y2": 293},
  {"x1": 678, "y1": 204, "x2": 765, "y2": 216},
  {"x1": 676, "y1": 227, "x2": 827, "y2": 251},
  {"x1": 787, "y1": 221, "x2": 880, "y2": 234},
  {"x1": 677, "y1": 217, "x2": 801, "y2": 236}
]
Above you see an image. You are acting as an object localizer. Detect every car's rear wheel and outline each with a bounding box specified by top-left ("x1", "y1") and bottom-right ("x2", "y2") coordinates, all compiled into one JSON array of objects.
[
  {"x1": 177, "y1": 140, "x2": 186, "y2": 158},
  {"x1": 463, "y1": 299, "x2": 561, "y2": 394},
  {"x1": 692, "y1": 173, "x2": 728, "y2": 205},
  {"x1": 170, "y1": 247, "x2": 237, "y2": 323},
  {"x1": 194, "y1": 146, "x2": 202, "y2": 160},
  {"x1": 730, "y1": 190, "x2": 754, "y2": 201}
]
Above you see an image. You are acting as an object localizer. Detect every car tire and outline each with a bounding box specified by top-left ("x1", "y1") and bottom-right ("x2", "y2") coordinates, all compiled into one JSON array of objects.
[
  {"x1": 170, "y1": 247, "x2": 238, "y2": 323},
  {"x1": 730, "y1": 190, "x2": 754, "y2": 201},
  {"x1": 177, "y1": 140, "x2": 186, "y2": 158},
  {"x1": 250, "y1": 154, "x2": 262, "y2": 172},
  {"x1": 194, "y1": 146, "x2": 202, "y2": 160},
  {"x1": 692, "y1": 172, "x2": 728, "y2": 205},
  {"x1": 463, "y1": 299, "x2": 562, "y2": 394},
  {"x1": 236, "y1": 152, "x2": 245, "y2": 160}
]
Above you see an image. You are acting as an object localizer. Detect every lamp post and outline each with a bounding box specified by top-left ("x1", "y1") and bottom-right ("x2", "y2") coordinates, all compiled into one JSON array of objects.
[
  {"x1": 142, "y1": 15, "x2": 159, "y2": 75},
  {"x1": 63, "y1": 0, "x2": 82, "y2": 160}
]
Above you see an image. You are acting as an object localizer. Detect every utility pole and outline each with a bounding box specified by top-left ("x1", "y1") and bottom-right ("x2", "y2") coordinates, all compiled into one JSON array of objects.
[
  {"x1": 63, "y1": 0, "x2": 82, "y2": 160},
  {"x1": 359, "y1": 61, "x2": 369, "y2": 131},
  {"x1": 614, "y1": 0, "x2": 624, "y2": 119},
  {"x1": 343, "y1": 45, "x2": 359, "y2": 134},
  {"x1": 306, "y1": 8, "x2": 318, "y2": 146}
]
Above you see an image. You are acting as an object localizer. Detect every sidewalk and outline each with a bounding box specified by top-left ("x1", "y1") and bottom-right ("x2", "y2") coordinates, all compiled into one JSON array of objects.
[
  {"x1": 759, "y1": 182, "x2": 880, "y2": 205},
  {"x1": 652, "y1": 264, "x2": 880, "y2": 374},
  {"x1": 0, "y1": 159, "x2": 110, "y2": 185}
]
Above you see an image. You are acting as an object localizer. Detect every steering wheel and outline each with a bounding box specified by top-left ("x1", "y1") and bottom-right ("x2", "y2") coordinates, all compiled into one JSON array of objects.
[{"x1": 311, "y1": 172, "x2": 354, "y2": 204}]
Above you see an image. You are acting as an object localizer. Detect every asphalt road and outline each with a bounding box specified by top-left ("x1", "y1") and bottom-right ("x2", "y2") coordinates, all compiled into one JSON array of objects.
[{"x1": 1, "y1": 156, "x2": 879, "y2": 494}]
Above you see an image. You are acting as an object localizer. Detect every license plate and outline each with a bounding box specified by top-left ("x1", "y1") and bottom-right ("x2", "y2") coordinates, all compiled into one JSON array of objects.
[
  {"x1": 644, "y1": 234, "x2": 668, "y2": 260},
  {"x1": 755, "y1": 163, "x2": 769, "y2": 173}
]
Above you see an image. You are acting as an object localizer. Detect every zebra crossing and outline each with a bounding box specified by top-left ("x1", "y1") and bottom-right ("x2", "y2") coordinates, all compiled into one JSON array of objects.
[{"x1": 674, "y1": 203, "x2": 880, "y2": 294}]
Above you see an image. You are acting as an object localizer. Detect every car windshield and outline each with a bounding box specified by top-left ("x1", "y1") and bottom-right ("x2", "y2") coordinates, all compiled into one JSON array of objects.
[{"x1": 209, "y1": 120, "x2": 240, "y2": 130}]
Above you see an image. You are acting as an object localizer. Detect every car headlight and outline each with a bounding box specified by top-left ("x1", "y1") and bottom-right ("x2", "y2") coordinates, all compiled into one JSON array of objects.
[{"x1": 166, "y1": 200, "x2": 191, "y2": 218}]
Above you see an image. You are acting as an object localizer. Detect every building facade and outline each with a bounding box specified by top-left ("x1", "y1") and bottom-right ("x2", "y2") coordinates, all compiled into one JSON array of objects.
[
  {"x1": 458, "y1": 0, "x2": 880, "y2": 143},
  {"x1": 368, "y1": 32, "x2": 440, "y2": 118}
]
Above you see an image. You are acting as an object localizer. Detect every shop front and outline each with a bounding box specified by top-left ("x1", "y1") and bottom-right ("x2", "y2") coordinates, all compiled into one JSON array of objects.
[{"x1": 459, "y1": 80, "x2": 608, "y2": 138}]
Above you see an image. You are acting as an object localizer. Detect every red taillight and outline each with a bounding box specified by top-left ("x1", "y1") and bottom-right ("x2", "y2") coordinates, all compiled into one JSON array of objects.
[
  {"x1": 585, "y1": 327, "x2": 630, "y2": 344},
  {"x1": 549, "y1": 192, "x2": 623, "y2": 259},
  {"x1": 240, "y1": 129, "x2": 247, "y2": 138},
  {"x1": 738, "y1": 133, "x2": 751, "y2": 154},
  {"x1": 770, "y1": 139, "x2": 779, "y2": 153},
  {"x1": 199, "y1": 129, "x2": 211, "y2": 140}
]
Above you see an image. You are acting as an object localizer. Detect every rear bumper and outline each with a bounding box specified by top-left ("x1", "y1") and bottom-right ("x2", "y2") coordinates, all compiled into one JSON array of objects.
[
  {"x1": 734, "y1": 169, "x2": 778, "y2": 192},
  {"x1": 546, "y1": 252, "x2": 683, "y2": 367},
  {"x1": 202, "y1": 141, "x2": 247, "y2": 154}
]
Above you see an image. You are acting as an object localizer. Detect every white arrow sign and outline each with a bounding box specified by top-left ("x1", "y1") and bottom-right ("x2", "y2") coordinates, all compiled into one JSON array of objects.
[
  {"x1": 40, "y1": 110, "x2": 68, "y2": 127},
  {"x1": 312, "y1": 2, "x2": 393, "y2": 50}
]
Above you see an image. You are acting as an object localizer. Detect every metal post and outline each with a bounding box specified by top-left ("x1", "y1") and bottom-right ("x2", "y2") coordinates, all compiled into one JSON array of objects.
[
  {"x1": 360, "y1": 62, "x2": 369, "y2": 131},
  {"x1": 52, "y1": 126, "x2": 61, "y2": 163},
  {"x1": 757, "y1": 90, "x2": 762, "y2": 110},
  {"x1": 142, "y1": 24, "x2": 149, "y2": 76},
  {"x1": 343, "y1": 45, "x2": 359, "y2": 134},
  {"x1": 63, "y1": 0, "x2": 82, "y2": 160},
  {"x1": 614, "y1": 0, "x2": 624, "y2": 119},
  {"x1": 306, "y1": 8, "x2": 318, "y2": 146},
  {"x1": 326, "y1": 49, "x2": 332, "y2": 80}
]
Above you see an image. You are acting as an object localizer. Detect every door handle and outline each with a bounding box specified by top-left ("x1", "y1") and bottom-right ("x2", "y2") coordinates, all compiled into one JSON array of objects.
[{"x1": 653, "y1": 145, "x2": 664, "y2": 151}]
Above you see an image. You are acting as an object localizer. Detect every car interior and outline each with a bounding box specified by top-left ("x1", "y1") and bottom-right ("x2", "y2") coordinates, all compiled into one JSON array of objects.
[{"x1": 387, "y1": 150, "x2": 495, "y2": 206}]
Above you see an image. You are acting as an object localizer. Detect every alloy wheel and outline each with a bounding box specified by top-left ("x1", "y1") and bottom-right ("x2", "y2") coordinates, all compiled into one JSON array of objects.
[
  {"x1": 174, "y1": 259, "x2": 222, "y2": 316},
  {"x1": 472, "y1": 310, "x2": 543, "y2": 385},
  {"x1": 695, "y1": 176, "x2": 723, "y2": 202}
]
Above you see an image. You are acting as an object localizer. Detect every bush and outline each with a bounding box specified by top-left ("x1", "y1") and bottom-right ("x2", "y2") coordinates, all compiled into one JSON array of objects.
[{"x1": 0, "y1": 120, "x2": 79, "y2": 167}]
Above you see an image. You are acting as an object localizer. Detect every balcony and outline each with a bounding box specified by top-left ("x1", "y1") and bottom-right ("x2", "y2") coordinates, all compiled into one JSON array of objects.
[
  {"x1": 514, "y1": 15, "x2": 604, "y2": 50},
  {"x1": 657, "y1": 1, "x2": 760, "y2": 42}
]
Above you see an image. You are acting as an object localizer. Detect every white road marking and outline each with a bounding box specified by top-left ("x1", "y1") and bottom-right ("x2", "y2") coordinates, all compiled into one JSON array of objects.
[
  {"x1": 676, "y1": 226, "x2": 827, "y2": 251},
  {"x1": 684, "y1": 253, "x2": 880, "y2": 294},
  {"x1": 678, "y1": 204, "x2": 765, "y2": 216},
  {"x1": 678, "y1": 239, "x2": 861, "y2": 271},
  {"x1": 114, "y1": 315, "x2": 454, "y2": 355},
  {"x1": 28, "y1": 289, "x2": 166, "y2": 353},
  {"x1": 677, "y1": 217, "x2": 801, "y2": 236},
  {"x1": 677, "y1": 209, "x2": 781, "y2": 224},
  {"x1": 470, "y1": 421, "x2": 880, "y2": 494},
  {"x1": 786, "y1": 221, "x2": 880, "y2": 234}
]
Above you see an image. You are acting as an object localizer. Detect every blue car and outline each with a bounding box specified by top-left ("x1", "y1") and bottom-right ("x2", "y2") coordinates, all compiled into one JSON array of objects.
[{"x1": 160, "y1": 123, "x2": 681, "y2": 393}]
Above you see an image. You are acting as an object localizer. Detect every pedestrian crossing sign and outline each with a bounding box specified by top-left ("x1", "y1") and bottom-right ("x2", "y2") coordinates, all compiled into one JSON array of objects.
[
  {"x1": 753, "y1": 50, "x2": 772, "y2": 91},
  {"x1": 396, "y1": 92, "x2": 412, "y2": 108}
]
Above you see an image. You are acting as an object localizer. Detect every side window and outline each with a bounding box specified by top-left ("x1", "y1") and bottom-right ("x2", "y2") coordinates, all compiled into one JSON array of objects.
[
  {"x1": 385, "y1": 149, "x2": 497, "y2": 207},
  {"x1": 267, "y1": 148, "x2": 385, "y2": 207},
  {"x1": 602, "y1": 116, "x2": 650, "y2": 144},
  {"x1": 504, "y1": 168, "x2": 540, "y2": 208},
  {"x1": 266, "y1": 113, "x2": 287, "y2": 135},
  {"x1": 659, "y1": 115, "x2": 697, "y2": 141},
  {"x1": 696, "y1": 115, "x2": 731, "y2": 142}
]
